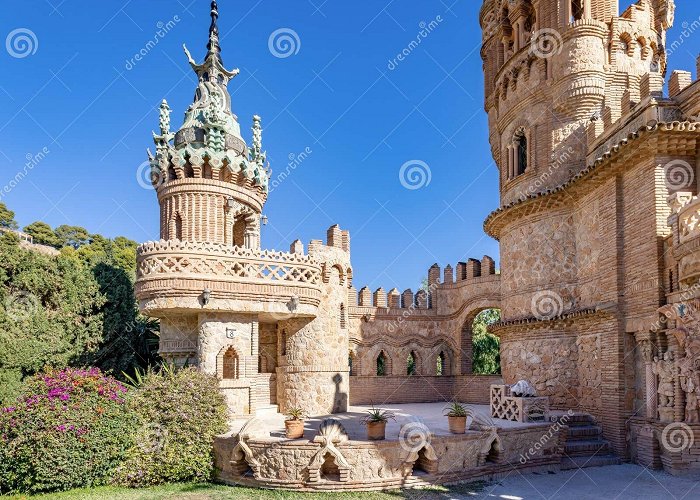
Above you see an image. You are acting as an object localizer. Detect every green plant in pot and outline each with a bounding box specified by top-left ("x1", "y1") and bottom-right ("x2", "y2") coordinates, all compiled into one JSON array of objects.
[
  {"x1": 284, "y1": 407, "x2": 306, "y2": 439},
  {"x1": 360, "y1": 405, "x2": 396, "y2": 440},
  {"x1": 444, "y1": 402, "x2": 472, "y2": 434}
]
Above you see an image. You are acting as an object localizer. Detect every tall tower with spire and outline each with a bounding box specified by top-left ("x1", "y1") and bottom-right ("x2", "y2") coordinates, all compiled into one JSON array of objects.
[
  {"x1": 148, "y1": 0, "x2": 268, "y2": 248},
  {"x1": 136, "y1": 1, "x2": 352, "y2": 419}
]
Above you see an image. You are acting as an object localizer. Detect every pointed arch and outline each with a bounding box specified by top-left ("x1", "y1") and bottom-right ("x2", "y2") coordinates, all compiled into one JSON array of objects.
[{"x1": 217, "y1": 346, "x2": 240, "y2": 380}]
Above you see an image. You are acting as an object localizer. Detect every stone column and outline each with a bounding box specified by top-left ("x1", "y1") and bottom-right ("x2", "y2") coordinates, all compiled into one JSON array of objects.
[{"x1": 635, "y1": 333, "x2": 657, "y2": 419}]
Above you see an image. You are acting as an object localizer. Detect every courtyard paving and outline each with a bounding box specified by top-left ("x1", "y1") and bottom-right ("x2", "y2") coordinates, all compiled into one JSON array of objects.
[{"x1": 452, "y1": 464, "x2": 699, "y2": 500}]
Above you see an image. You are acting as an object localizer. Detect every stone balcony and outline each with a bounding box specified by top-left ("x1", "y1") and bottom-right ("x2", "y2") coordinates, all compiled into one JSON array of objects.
[{"x1": 135, "y1": 240, "x2": 322, "y2": 319}]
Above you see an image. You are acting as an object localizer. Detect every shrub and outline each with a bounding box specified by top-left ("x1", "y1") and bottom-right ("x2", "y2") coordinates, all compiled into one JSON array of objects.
[
  {"x1": 0, "y1": 367, "x2": 136, "y2": 494},
  {"x1": 114, "y1": 366, "x2": 228, "y2": 487}
]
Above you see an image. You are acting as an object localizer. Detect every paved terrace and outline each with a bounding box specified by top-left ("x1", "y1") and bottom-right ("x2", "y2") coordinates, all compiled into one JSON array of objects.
[{"x1": 229, "y1": 403, "x2": 563, "y2": 439}]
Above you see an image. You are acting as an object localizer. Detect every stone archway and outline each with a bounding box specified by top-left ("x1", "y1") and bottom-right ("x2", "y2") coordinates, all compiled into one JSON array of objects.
[{"x1": 460, "y1": 307, "x2": 501, "y2": 375}]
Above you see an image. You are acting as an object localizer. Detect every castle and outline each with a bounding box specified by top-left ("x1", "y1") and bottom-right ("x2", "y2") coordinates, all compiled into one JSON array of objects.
[{"x1": 135, "y1": 0, "x2": 700, "y2": 484}]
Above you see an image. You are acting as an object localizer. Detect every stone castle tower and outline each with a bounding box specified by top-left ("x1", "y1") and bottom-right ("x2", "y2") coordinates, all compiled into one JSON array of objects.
[
  {"x1": 135, "y1": 1, "x2": 352, "y2": 417},
  {"x1": 480, "y1": 0, "x2": 675, "y2": 205}
]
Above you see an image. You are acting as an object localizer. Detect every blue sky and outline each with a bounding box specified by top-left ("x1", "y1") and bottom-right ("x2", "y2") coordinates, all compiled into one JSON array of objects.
[{"x1": 1, "y1": 1, "x2": 700, "y2": 292}]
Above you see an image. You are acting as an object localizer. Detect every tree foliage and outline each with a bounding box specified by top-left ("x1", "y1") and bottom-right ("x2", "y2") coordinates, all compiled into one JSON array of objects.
[
  {"x1": 472, "y1": 308, "x2": 501, "y2": 374},
  {"x1": 0, "y1": 202, "x2": 18, "y2": 230},
  {"x1": 0, "y1": 207, "x2": 159, "y2": 404}
]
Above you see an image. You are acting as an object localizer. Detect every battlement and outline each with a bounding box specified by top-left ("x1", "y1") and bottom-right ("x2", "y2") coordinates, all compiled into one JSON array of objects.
[
  {"x1": 348, "y1": 255, "x2": 498, "y2": 309},
  {"x1": 307, "y1": 224, "x2": 350, "y2": 254}
]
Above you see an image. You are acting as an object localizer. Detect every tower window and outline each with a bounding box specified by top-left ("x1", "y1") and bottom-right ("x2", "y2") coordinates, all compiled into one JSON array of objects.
[
  {"x1": 174, "y1": 214, "x2": 183, "y2": 240},
  {"x1": 437, "y1": 351, "x2": 446, "y2": 376},
  {"x1": 340, "y1": 304, "x2": 346, "y2": 329},
  {"x1": 377, "y1": 351, "x2": 387, "y2": 376},
  {"x1": 571, "y1": 0, "x2": 584, "y2": 22},
  {"x1": 516, "y1": 130, "x2": 527, "y2": 175}
]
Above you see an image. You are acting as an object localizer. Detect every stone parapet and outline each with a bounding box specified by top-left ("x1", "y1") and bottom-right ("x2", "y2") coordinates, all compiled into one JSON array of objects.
[{"x1": 135, "y1": 240, "x2": 322, "y2": 317}]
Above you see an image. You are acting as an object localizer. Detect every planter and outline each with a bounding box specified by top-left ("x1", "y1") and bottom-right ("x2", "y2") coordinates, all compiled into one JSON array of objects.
[
  {"x1": 448, "y1": 415, "x2": 467, "y2": 434},
  {"x1": 366, "y1": 421, "x2": 387, "y2": 440},
  {"x1": 285, "y1": 419, "x2": 305, "y2": 439}
]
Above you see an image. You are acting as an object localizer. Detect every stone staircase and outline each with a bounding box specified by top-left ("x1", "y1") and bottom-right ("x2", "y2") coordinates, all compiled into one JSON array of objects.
[{"x1": 557, "y1": 413, "x2": 621, "y2": 470}]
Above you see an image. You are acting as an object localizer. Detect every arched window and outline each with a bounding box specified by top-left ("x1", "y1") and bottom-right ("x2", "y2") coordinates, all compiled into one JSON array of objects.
[
  {"x1": 174, "y1": 214, "x2": 183, "y2": 240},
  {"x1": 515, "y1": 129, "x2": 527, "y2": 175},
  {"x1": 348, "y1": 352, "x2": 354, "y2": 375},
  {"x1": 281, "y1": 329, "x2": 287, "y2": 356},
  {"x1": 407, "y1": 351, "x2": 417, "y2": 376},
  {"x1": 222, "y1": 347, "x2": 239, "y2": 379},
  {"x1": 571, "y1": 0, "x2": 584, "y2": 22},
  {"x1": 436, "y1": 351, "x2": 446, "y2": 376},
  {"x1": 340, "y1": 304, "x2": 346, "y2": 329},
  {"x1": 203, "y1": 162, "x2": 212, "y2": 179},
  {"x1": 232, "y1": 218, "x2": 246, "y2": 247},
  {"x1": 168, "y1": 165, "x2": 177, "y2": 181},
  {"x1": 377, "y1": 351, "x2": 387, "y2": 376},
  {"x1": 184, "y1": 163, "x2": 195, "y2": 178}
]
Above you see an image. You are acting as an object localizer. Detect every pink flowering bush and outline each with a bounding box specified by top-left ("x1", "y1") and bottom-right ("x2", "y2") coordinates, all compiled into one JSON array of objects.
[{"x1": 0, "y1": 367, "x2": 136, "y2": 494}]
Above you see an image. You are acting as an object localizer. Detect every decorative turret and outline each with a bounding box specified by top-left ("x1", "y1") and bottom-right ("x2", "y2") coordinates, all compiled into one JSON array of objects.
[{"x1": 147, "y1": 0, "x2": 269, "y2": 247}]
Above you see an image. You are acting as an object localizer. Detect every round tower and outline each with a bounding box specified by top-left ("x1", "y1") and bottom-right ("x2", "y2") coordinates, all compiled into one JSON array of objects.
[
  {"x1": 136, "y1": 2, "x2": 351, "y2": 417},
  {"x1": 148, "y1": 1, "x2": 268, "y2": 248},
  {"x1": 480, "y1": 0, "x2": 673, "y2": 206}
]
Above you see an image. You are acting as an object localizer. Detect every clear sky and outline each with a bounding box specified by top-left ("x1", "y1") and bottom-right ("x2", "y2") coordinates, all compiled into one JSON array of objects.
[{"x1": 2, "y1": 1, "x2": 700, "y2": 292}]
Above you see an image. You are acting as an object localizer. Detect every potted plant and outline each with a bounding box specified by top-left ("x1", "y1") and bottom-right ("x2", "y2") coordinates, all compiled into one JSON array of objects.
[
  {"x1": 361, "y1": 405, "x2": 396, "y2": 440},
  {"x1": 444, "y1": 402, "x2": 471, "y2": 434},
  {"x1": 284, "y1": 407, "x2": 306, "y2": 439}
]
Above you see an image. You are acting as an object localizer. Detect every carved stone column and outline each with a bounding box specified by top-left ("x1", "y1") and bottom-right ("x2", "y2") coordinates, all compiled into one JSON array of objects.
[{"x1": 635, "y1": 331, "x2": 657, "y2": 419}]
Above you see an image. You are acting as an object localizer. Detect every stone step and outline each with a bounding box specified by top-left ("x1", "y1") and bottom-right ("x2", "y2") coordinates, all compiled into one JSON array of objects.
[
  {"x1": 255, "y1": 404, "x2": 279, "y2": 416},
  {"x1": 560, "y1": 454, "x2": 621, "y2": 470},
  {"x1": 565, "y1": 439, "x2": 610, "y2": 456},
  {"x1": 566, "y1": 425, "x2": 602, "y2": 440},
  {"x1": 553, "y1": 413, "x2": 597, "y2": 426}
]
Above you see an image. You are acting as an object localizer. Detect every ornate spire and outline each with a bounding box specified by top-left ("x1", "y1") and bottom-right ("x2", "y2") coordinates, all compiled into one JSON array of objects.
[{"x1": 206, "y1": 1, "x2": 221, "y2": 60}]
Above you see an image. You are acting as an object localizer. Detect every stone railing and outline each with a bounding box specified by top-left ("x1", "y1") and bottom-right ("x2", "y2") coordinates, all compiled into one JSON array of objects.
[
  {"x1": 679, "y1": 196, "x2": 700, "y2": 244},
  {"x1": 135, "y1": 240, "x2": 323, "y2": 315}
]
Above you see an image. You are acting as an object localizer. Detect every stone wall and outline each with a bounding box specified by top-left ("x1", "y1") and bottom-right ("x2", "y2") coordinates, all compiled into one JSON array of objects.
[{"x1": 349, "y1": 375, "x2": 502, "y2": 405}]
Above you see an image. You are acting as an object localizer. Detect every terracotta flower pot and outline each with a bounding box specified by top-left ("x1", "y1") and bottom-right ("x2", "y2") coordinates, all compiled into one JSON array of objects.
[
  {"x1": 448, "y1": 415, "x2": 467, "y2": 434},
  {"x1": 366, "y1": 421, "x2": 387, "y2": 440},
  {"x1": 285, "y1": 419, "x2": 305, "y2": 439}
]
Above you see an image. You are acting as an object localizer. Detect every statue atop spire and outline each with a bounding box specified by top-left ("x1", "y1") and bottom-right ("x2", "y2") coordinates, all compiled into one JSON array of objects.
[
  {"x1": 207, "y1": 1, "x2": 221, "y2": 60},
  {"x1": 182, "y1": 0, "x2": 239, "y2": 85}
]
